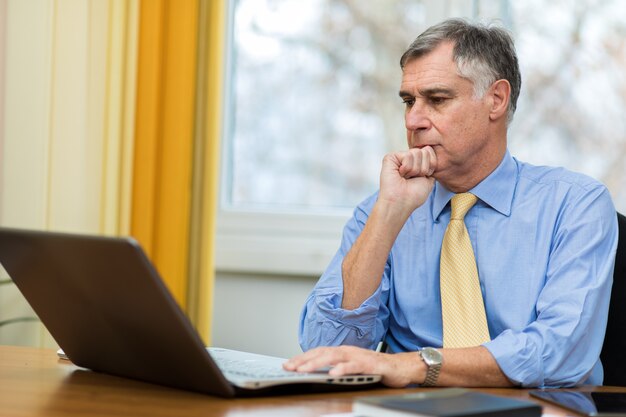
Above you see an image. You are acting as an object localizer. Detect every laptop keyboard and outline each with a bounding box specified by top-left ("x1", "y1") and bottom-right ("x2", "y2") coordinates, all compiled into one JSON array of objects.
[
  {"x1": 215, "y1": 357, "x2": 304, "y2": 379},
  {"x1": 207, "y1": 347, "x2": 381, "y2": 389}
]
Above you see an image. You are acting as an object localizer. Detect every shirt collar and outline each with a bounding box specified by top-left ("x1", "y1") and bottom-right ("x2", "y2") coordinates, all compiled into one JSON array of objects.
[{"x1": 432, "y1": 150, "x2": 518, "y2": 220}]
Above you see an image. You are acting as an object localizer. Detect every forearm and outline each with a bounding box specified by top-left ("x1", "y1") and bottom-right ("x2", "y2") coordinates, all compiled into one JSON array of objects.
[
  {"x1": 286, "y1": 345, "x2": 513, "y2": 389},
  {"x1": 341, "y1": 200, "x2": 411, "y2": 310},
  {"x1": 400, "y1": 346, "x2": 513, "y2": 387},
  {"x1": 436, "y1": 347, "x2": 513, "y2": 387},
  {"x1": 342, "y1": 147, "x2": 436, "y2": 310}
]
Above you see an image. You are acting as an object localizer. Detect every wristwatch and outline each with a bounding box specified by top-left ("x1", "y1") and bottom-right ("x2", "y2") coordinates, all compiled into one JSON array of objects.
[{"x1": 419, "y1": 347, "x2": 443, "y2": 386}]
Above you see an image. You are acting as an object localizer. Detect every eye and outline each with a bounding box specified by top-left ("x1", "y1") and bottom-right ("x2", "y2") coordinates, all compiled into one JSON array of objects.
[
  {"x1": 402, "y1": 98, "x2": 415, "y2": 107},
  {"x1": 428, "y1": 96, "x2": 447, "y2": 105}
]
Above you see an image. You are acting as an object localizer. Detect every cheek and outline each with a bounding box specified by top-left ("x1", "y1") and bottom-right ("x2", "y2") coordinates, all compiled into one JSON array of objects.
[
  {"x1": 437, "y1": 117, "x2": 484, "y2": 157},
  {"x1": 451, "y1": 109, "x2": 488, "y2": 138},
  {"x1": 438, "y1": 117, "x2": 467, "y2": 143}
]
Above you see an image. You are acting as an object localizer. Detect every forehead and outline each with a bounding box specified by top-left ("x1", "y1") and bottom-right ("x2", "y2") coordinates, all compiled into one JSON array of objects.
[{"x1": 400, "y1": 42, "x2": 471, "y2": 93}]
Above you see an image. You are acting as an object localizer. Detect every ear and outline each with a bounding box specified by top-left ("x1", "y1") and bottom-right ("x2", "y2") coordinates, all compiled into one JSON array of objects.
[{"x1": 488, "y1": 79, "x2": 511, "y2": 121}]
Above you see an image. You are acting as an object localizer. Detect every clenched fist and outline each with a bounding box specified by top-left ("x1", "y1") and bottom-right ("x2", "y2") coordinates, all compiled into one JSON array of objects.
[{"x1": 379, "y1": 145, "x2": 437, "y2": 213}]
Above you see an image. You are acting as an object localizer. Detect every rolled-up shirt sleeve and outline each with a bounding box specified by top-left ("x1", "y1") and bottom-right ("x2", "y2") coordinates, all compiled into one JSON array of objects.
[
  {"x1": 484, "y1": 186, "x2": 618, "y2": 387},
  {"x1": 299, "y1": 195, "x2": 391, "y2": 351}
]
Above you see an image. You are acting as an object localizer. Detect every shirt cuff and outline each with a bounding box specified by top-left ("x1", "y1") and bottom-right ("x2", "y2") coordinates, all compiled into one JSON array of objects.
[
  {"x1": 314, "y1": 283, "x2": 384, "y2": 328},
  {"x1": 299, "y1": 283, "x2": 385, "y2": 350},
  {"x1": 483, "y1": 330, "x2": 543, "y2": 387}
]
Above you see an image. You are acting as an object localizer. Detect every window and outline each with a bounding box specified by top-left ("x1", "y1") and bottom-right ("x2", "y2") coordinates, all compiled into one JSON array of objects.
[
  {"x1": 217, "y1": 0, "x2": 626, "y2": 275},
  {"x1": 507, "y1": 0, "x2": 626, "y2": 210}
]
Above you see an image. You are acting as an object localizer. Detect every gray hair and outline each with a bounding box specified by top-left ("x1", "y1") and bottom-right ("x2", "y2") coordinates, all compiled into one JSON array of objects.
[{"x1": 400, "y1": 18, "x2": 521, "y2": 123}]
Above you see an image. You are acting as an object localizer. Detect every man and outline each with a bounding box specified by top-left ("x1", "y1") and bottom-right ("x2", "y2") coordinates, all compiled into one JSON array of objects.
[{"x1": 283, "y1": 19, "x2": 618, "y2": 388}]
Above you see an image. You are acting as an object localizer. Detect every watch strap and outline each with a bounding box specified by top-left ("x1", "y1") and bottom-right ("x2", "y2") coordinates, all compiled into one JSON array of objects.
[
  {"x1": 422, "y1": 363, "x2": 441, "y2": 386},
  {"x1": 420, "y1": 350, "x2": 442, "y2": 386}
]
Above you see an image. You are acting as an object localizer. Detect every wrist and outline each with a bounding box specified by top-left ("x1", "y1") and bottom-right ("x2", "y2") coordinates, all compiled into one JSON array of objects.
[
  {"x1": 419, "y1": 347, "x2": 443, "y2": 386},
  {"x1": 372, "y1": 198, "x2": 415, "y2": 227},
  {"x1": 387, "y1": 352, "x2": 426, "y2": 388}
]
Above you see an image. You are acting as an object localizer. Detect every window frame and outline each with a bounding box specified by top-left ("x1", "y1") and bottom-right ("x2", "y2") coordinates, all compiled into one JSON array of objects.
[
  {"x1": 215, "y1": 0, "x2": 483, "y2": 276},
  {"x1": 215, "y1": 0, "x2": 352, "y2": 276},
  {"x1": 215, "y1": 208, "x2": 349, "y2": 276}
]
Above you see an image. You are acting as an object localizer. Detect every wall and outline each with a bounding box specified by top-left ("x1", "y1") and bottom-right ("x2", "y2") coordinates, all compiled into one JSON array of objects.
[{"x1": 211, "y1": 271, "x2": 317, "y2": 359}]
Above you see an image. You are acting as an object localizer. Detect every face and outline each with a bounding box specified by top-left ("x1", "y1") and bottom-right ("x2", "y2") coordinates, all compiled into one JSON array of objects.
[{"x1": 399, "y1": 42, "x2": 502, "y2": 190}]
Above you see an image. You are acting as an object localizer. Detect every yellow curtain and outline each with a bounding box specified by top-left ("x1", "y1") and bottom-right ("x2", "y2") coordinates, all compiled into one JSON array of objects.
[
  {"x1": 187, "y1": 0, "x2": 225, "y2": 344},
  {"x1": 0, "y1": 0, "x2": 139, "y2": 347},
  {"x1": 132, "y1": 0, "x2": 197, "y2": 308},
  {"x1": 131, "y1": 0, "x2": 224, "y2": 342}
]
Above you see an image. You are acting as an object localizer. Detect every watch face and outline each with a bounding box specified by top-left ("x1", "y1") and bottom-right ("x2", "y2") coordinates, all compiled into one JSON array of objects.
[{"x1": 421, "y1": 348, "x2": 443, "y2": 365}]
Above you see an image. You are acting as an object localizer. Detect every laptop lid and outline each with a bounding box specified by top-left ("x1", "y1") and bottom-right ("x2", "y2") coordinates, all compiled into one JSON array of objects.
[{"x1": 0, "y1": 228, "x2": 237, "y2": 397}]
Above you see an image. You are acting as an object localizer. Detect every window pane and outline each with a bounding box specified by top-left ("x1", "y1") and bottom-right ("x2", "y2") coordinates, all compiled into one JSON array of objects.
[
  {"x1": 508, "y1": 0, "x2": 626, "y2": 211},
  {"x1": 226, "y1": 0, "x2": 430, "y2": 211},
  {"x1": 226, "y1": 0, "x2": 626, "y2": 213}
]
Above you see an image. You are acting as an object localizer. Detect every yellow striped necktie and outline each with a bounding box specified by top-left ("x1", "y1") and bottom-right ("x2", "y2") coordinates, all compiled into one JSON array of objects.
[{"x1": 440, "y1": 193, "x2": 490, "y2": 348}]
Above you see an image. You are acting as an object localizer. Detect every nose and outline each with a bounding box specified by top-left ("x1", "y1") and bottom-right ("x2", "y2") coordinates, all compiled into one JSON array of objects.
[{"x1": 405, "y1": 103, "x2": 432, "y2": 132}]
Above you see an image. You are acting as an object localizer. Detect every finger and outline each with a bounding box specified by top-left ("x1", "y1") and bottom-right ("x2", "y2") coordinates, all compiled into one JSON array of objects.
[
  {"x1": 294, "y1": 350, "x2": 343, "y2": 373},
  {"x1": 328, "y1": 359, "x2": 372, "y2": 377},
  {"x1": 396, "y1": 151, "x2": 414, "y2": 178},
  {"x1": 401, "y1": 148, "x2": 431, "y2": 178},
  {"x1": 411, "y1": 146, "x2": 437, "y2": 177},
  {"x1": 282, "y1": 359, "x2": 298, "y2": 371},
  {"x1": 283, "y1": 349, "x2": 323, "y2": 370},
  {"x1": 423, "y1": 146, "x2": 437, "y2": 176},
  {"x1": 419, "y1": 148, "x2": 431, "y2": 176},
  {"x1": 284, "y1": 347, "x2": 344, "y2": 373}
]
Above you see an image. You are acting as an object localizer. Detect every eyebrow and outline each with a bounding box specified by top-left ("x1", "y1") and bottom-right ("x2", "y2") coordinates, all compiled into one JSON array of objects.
[{"x1": 398, "y1": 87, "x2": 456, "y2": 98}]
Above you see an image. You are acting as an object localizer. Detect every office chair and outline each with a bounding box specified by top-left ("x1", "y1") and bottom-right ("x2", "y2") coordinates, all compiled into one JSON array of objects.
[{"x1": 600, "y1": 212, "x2": 626, "y2": 386}]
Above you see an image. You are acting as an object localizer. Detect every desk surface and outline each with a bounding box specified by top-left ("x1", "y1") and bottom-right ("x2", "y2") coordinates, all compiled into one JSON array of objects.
[{"x1": 1, "y1": 345, "x2": 623, "y2": 417}]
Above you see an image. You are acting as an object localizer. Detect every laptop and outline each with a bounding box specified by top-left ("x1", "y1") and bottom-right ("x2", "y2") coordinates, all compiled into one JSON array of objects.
[{"x1": 0, "y1": 227, "x2": 381, "y2": 397}]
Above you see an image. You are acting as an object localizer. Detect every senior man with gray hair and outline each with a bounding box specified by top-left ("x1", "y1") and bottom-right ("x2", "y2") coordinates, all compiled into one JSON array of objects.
[{"x1": 284, "y1": 18, "x2": 617, "y2": 388}]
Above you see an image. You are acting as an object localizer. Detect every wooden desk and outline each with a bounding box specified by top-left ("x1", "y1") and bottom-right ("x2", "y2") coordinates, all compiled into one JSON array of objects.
[{"x1": 1, "y1": 345, "x2": 623, "y2": 417}]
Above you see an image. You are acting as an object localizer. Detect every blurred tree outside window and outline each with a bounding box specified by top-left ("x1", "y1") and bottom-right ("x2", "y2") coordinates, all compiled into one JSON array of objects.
[
  {"x1": 223, "y1": 0, "x2": 626, "y2": 214},
  {"x1": 508, "y1": 0, "x2": 626, "y2": 212}
]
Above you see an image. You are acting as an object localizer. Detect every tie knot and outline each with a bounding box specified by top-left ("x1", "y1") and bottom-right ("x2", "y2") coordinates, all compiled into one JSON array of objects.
[{"x1": 450, "y1": 193, "x2": 477, "y2": 220}]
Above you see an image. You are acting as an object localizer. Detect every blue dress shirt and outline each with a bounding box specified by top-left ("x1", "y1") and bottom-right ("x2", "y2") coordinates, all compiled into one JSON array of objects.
[{"x1": 299, "y1": 151, "x2": 618, "y2": 387}]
